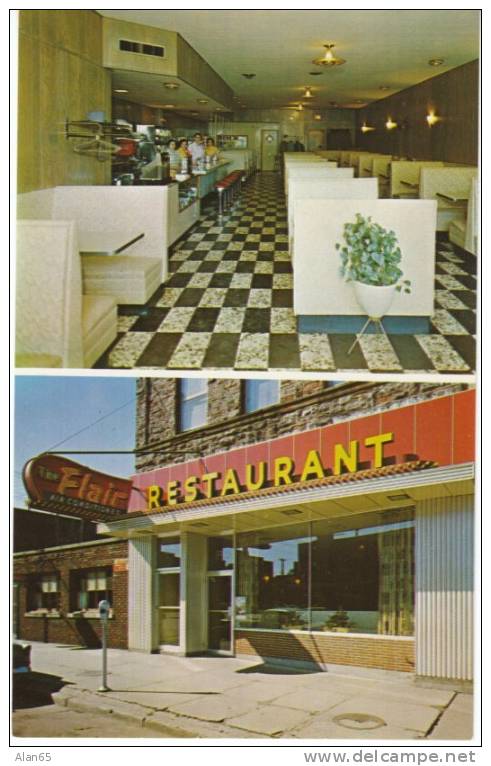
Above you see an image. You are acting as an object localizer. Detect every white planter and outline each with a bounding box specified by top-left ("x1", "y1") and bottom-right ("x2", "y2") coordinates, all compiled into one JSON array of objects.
[{"x1": 353, "y1": 281, "x2": 397, "y2": 319}]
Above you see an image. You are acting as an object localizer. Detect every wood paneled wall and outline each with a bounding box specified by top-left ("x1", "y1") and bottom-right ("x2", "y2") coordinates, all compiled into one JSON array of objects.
[
  {"x1": 357, "y1": 61, "x2": 478, "y2": 165},
  {"x1": 17, "y1": 10, "x2": 111, "y2": 193}
]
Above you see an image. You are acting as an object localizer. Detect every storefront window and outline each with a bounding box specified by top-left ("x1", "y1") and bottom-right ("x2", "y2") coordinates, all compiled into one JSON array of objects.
[
  {"x1": 311, "y1": 511, "x2": 414, "y2": 636},
  {"x1": 158, "y1": 572, "x2": 180, "y2": 645},
  {"x1": 235, "y1": 510, "x2": 414, "y2": 637},
  {"x1": 236, "y1": 524, "x2": 311, "y2": 630},
  {"x1": 244, "y1": 380, "x2": 280, "y2": 413},
  {"x1": 157, "y1": 537, "x2": 181, "y2": 568},
  {"x1": 179, "y1": 378, "x2": 207, "y2": 432},
  {"x1": 208, "y1": 536, "x2": 233, "y2": 571}
]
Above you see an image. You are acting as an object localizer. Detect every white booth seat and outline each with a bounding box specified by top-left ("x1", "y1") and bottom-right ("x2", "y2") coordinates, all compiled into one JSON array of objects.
[
  {"x1": 288, "y1": 177, "x2": 378, "y2": 254},
  {"x1": 358, "y1": 154, "x2": 392, "y2": 178},
  {"x1": 372, "y1": 157, "x2": 393, "y2": 198},
  {"x1": 17, "y1": 185, "x2": 168, "y2": 281},
  {"x1": 449, "y1": 178, "x2": 478, "y2": 255},
  {"x1": 348, "y1": 151, "x2": 369, "y2": 176},
  {"x1": 315, "y1": 150, "x2": 341, "y2": 163},
  {"x1": 16, "y1": 220, "x2": 117, "y2": 369},
  {"x1": 81, "y1": 255, "x2": 162, "y2": 305},
  {"x1": 390, "y1": 161, "x2": 444, "y2": 198},
  {"x1": 293, "y1": 199, "x2": 437, "y2": 319},
  {"x1": 419, "y1": 166, "x2": 477, "y2": 232},
  {"x1": 285, "y1": 165, "x2": 353, "y2": 195}
]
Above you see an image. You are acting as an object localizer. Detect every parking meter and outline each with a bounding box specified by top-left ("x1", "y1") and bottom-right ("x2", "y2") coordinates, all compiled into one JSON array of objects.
[{"x1": 98, "y1": 599, "x2": 111, "y2": 691}]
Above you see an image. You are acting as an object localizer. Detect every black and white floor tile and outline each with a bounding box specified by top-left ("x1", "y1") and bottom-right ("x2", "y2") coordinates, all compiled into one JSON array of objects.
[{"x1": 95, "y1": 173, "x2": 476, "y2": 375}]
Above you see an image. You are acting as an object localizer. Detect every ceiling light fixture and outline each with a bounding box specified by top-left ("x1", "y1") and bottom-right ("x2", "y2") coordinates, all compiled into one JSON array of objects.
[
  {"x1": 162, "y1": 104, "x2": 175, "y2": 109},
  {"x1": 163, "y1": 82, "x2": 179, "y2": 90},
  {"x1": 197, "y1": 98, "x2": 208, "y2": 104},
  {"x1": 242, "y1": 73, "x2": 256, "y2": 79},
  {"x1": 309, "y1": 71, "x2": 324, "y2": 76},
  {"x1": 303, "y1": 87, "x2": 314, "y2": 99},
  {"x1": 385, "y1": 116, "x2": 398, "y2": 130},
  {"x1": 361, "y1": 122, "x2": 375, "y2": 133},
  {"x1": 314, "y1": 114, "x2": 322, "y2": 120},
  {"x1": 114, "y1": 89, "x2": 128, "y2": 94},
  {"x1": 312, "y1": 43, "x2": 346, "y2": 67},
  {"x1": 428, "y1": 58, "x2": 444, "y2": 67},
  {"x1": 297, "y1": 103, "x2": 304, "y2": 111},
  {"x1": 426, "y1": 110, "x2": 440, "y2": 126}
]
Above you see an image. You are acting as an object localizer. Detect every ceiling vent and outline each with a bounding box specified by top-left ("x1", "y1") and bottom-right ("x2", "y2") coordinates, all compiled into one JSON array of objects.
[{"x1": 119, "y1": 40, "x2": 165, "y2": 58}]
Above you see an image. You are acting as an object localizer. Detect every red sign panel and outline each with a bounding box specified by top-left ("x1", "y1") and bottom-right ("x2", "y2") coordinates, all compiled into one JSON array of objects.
[
  {"x1": 23, "y1": 455, "x2": 132, "y2": 522},
  {"x1": 129, "y1": 390, "x2": 475, "y2": 513}
]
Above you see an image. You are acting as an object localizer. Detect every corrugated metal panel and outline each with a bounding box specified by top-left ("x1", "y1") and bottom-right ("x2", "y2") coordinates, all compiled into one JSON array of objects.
[
  {"x1": 416, "y1": 496, "x2": 474, "y2": 680},
  {"x1": 128, "y1": 536, "x2": 153, "y2": 652}
]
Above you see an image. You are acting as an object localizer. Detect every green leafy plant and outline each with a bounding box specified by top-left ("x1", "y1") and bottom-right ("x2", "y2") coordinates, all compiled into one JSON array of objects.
[
  {"x1": 336, "y1": 214, "x2": 411, "y2": 293},
  {"x1": 324, "y1": 607, "x2": 354, "y2": 631}
]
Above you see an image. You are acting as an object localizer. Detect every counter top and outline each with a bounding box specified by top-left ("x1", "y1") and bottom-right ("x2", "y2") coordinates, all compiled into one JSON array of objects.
[{"x1": 172, "y1": 160, "x2": 231, "y2": 184}]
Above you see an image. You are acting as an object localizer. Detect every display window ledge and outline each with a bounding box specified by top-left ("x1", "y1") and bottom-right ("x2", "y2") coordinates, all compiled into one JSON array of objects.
[
  {"x1": 24, "y1": 610, "x2": 61, "y2": 619},
  {"x1": 237, "y1": 627, "x2": 415, "y2": 641}
]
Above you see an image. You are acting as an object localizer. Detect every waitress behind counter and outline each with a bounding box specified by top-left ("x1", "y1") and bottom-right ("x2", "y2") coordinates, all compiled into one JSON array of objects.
[{"x1": 205, "y1": 137, "x2": 219, "y2": 160}]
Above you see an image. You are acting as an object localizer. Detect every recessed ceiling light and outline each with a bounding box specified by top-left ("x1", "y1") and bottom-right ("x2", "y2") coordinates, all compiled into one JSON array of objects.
[
  {"x1": 162, "y1": 104, "x2": 175, "y2": 109},
  {"x1": 428, "y1": 58, "x2": 445, "y2": 67},
  {"x1": 197, "y1": 98, "x2": 209, "y2": 104},
  {"x1": 163, "y1": 82, "x2": 179, "y2": 90},
  {"x1": 242, "y1": 73, "x2": 256, "y2": 79},
  {"x1": 114, "y1": 89, "x2": 128, "y2": 94}
]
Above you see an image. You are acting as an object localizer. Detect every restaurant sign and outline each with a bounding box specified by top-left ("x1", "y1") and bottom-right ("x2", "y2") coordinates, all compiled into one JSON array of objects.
[
  {"x1": 147, "y1": 432, "x2": 394, "y2": 510},
  {"x1": 23, "y1": 454, "x2": 132, "y2": 522}
]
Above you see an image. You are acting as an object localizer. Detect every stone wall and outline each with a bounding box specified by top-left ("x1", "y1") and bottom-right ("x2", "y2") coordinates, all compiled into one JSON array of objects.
[{"x1": 135, "y1": 380, "x2": 469, "y2": 473}]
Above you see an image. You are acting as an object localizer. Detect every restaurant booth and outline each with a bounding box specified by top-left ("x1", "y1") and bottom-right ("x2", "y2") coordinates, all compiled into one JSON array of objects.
[{"x1": 99, "y1": 388, "x2": 475, "y2": 686}]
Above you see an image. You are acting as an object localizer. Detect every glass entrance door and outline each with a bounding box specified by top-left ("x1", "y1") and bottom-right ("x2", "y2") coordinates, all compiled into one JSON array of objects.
[{"x1": 208, "y1": 574, "x2": 232, "y2": 654}]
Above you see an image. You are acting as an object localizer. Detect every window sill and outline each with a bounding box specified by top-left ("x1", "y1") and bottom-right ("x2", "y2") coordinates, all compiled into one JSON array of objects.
[
  {"x1": 24, "y1": 611, "x2": 61, "y2": 619},
  {"x1": 236, "y1": 627, "x2": 415, "y2": 640},
  {"x1": 67, "y1": 610, "x2": 114, "y2": 620}
]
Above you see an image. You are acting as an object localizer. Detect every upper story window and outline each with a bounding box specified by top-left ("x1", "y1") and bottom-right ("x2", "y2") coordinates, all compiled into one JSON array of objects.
[
  {"x1": 179, "y1": 379, "x2": 208, "y2": 432},
  {"x1": 244, "y1": 380, "x2": 280, "y2": 413}
]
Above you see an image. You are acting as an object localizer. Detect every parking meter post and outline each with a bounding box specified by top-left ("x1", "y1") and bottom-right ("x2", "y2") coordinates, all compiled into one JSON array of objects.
[{"x1": 98, "y1": 599, "x2": 111, "y2": 692}]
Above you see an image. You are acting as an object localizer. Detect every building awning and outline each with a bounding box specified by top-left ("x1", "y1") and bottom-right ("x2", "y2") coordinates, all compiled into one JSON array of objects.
[{"x1": 98, "y1": 461, "x2": 474, "y2": 539}]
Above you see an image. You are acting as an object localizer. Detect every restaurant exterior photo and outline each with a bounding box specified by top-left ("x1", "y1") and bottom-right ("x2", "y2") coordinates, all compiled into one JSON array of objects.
[{"x1": 14, "y1": 379, "x2": 475, "y2": 688}]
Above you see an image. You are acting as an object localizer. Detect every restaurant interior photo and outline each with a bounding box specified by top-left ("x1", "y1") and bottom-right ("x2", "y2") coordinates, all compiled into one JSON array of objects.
[{"x1": 14, "y1": 9, "x2": 479, "y2": 376}]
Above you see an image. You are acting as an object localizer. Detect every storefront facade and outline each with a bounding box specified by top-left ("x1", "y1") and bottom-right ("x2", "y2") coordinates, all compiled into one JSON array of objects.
[{"x1": 99, "y1": 381, "x2": 475, "y2": 684}]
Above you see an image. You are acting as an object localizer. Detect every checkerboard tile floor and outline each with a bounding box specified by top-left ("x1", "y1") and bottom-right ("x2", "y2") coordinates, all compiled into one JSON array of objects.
[{"x1": 95, "y1": 173, "x2": 476, "y2": 374}]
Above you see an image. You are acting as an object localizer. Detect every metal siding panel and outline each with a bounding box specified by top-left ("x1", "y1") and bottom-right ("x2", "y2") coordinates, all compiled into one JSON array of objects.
[
  {"x1": 415, "y1": 496, "x2": 473, "y2": 680},
  {"x1": 128, "y1": 536, "x2": 153, "y2": 652}
]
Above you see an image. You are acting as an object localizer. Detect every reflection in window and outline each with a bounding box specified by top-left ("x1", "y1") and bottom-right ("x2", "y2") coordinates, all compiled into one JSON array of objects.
[
  {"x1": 236, "y1": 524, "x2": 311, "y2": 630},
  {"x1": 244, "y1": 379, "x2": 280, "y2": 413},
  {"x1": 157, "y1": 537, "x2": 181, "y2": 568},
  {"x1": 208, "y1": 537, "x2": 233, "y2": 571},
  {"x1": 235, "y1": 510, "x2": 415, "y2": 637},
  {"x1": 179, "y1": 378, "x2": 208, "y2": 432}
]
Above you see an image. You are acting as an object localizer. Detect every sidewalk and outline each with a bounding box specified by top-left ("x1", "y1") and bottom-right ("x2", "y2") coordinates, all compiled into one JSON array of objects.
[{"x1": 15, "y1": 642, "x2": 474, "y2": 741}]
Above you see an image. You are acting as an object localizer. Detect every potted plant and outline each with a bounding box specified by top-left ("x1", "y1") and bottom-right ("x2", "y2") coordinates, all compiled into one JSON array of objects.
[
  {"x1": 336, "y1": 214, "x2": 411, "y2": 319},
  {"x1": 323, "y1": 607, "x2": 354, "y2": 633}
]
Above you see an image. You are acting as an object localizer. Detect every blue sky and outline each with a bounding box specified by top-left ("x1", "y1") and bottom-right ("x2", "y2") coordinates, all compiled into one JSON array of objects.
[{"x1": 13, "y1": 376, "x2": 137, "y2": 508}]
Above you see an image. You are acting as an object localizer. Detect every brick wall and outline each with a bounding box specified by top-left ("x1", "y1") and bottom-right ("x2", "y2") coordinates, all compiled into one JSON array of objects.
[
  {"x1": 13, "y1": 540, "x2": 128, "y2": 649},
  {"x1": 235, "y1": 630, "x2": 415, "y2": 673},
  {"x1": 135, "y1": 380, "x2": 469, "y2": 473}
]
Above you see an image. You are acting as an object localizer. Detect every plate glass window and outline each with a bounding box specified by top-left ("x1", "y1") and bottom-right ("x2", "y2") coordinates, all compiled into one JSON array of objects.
[
  {"x1": 179, "y1": 378, "x2": 208, "y2": 431},
  {"x1": 245, "y1": 379, "x2": 280, "y2": 413}
]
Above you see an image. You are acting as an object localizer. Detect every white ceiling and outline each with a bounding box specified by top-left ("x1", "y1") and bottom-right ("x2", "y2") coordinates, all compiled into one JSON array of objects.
[{"x1": 98, "y1": 9, "x2": 479, "y2": 111}]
